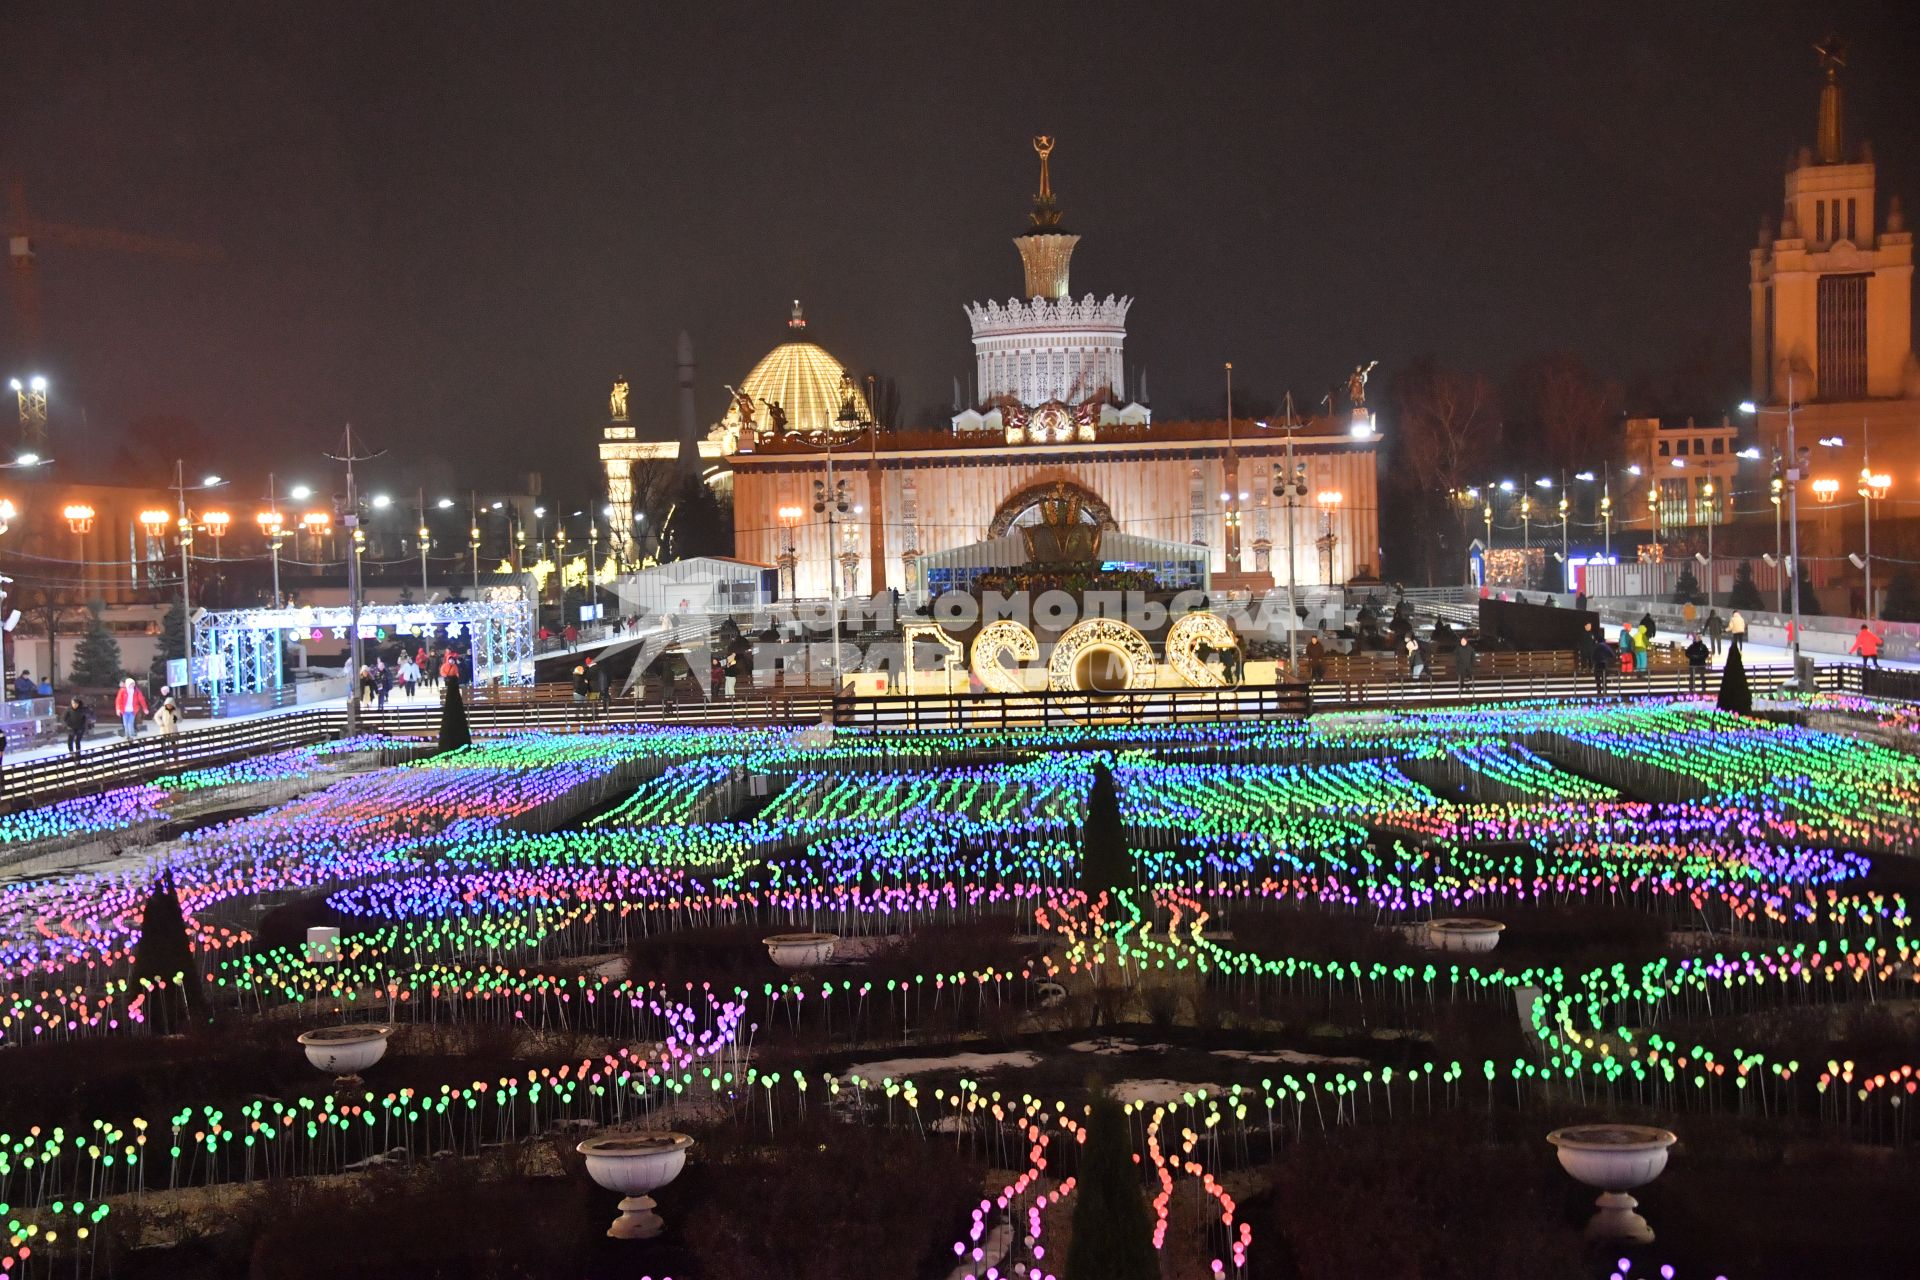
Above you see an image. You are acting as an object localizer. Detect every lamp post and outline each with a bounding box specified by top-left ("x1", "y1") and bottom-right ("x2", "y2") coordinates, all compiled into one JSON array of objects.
[
  {"x1": 1270, "y1": 393, "x2": 1307, "y2": 668},
  {"x1": 469, "y1": 493, "x2": 482, "y2": 592},
  {"x1": 169, "y1": 463, "x2": 227, "y2": 692},
  {"x1": 301, "y1": 511, "x2": 331, "y2": 566},
  {"x1": 1740, "y1": 384, "x2": 1807, "y2": 681},
  {"x1": 1558, "y1": 492, "x2": 1570, "y2": 565},
  {"x1": 0, "y1": 497, "x2": 16, "y2": 685},
  {"x1": 257, "y1": 510, "x2": 285, "y2": 605},
  {"x1": 813, "y1": 454, "x2": 848, "y2": 682},
  {"x1": 1647, "y1": 484, "x2": 1659, "y2": 546},
  {"x1": 777, "y1": 504, "x2": 803, "y2": 599},
  {"x1": 139, "y1": 508, "x2": 169, "y2": 594},
  {"x1": 1761, "y1": 470, "x2": 1780, "y2": 611},
  {"x1": 1859, "y1": 468, "x2": 1890, "y2": 619},
  {"x1": 62, "y1": 503, "x2": 94, "y2": 598},
  {"x1": 1315, "y1": 489, "x2": 1342, "y2": 585},
  {"x1": 1698, "y1": 482, "x2": 1714, "y2": 608},
  {"x1": 202, "y1": 511, "x2": 230, "y2": 605},
  {"x1": 588, "y1": 516, "x2": 601, "y2": 621}
]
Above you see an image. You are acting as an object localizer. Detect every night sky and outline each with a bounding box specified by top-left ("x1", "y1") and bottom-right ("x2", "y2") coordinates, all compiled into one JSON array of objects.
[{"x1": 2, "y1": 0, "x2": 1914, "y2": 501}]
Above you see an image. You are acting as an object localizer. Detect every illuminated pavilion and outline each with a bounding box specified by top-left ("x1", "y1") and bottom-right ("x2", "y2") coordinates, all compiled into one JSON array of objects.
[{"x1": 724, "y1": 140, "x2": 1382, "y2": 602}]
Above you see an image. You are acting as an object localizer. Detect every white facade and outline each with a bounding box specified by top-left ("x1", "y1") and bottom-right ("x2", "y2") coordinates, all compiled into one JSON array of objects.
[{"x1": 964, "y1": 293, "x2": 1133, "y2": 408}]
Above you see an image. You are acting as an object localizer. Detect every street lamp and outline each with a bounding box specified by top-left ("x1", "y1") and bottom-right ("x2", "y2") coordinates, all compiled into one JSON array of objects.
[
  {"x1": 777, "y1": 504, "x2": 804, "y2": 598},
  {"x1": 1859, "y1": 469, "x2": 1891, "y2": 618},
  {"x1": 257, "y1": 510, "x2": 286, "y2": 605},
  {"x1": 1557, "y1": 492, "x2": 1570, "y2": 567},
  {"x1": 1698, "y1": 482, "x2": 1715, "y2": 607},
  {"x1": 1647, "y1": 484, "x2": 1660, "y2": 543},
  {"x1": 1519, "y1": 495, "x2": 1533, "y2": 555},
  {"x1": 169, "y1": 464, "x2": 228, "y2": 691},
  {"x1": 301, "y1": 510, "x2": 332, "y2": 565},
  {"x1": 469, "y1": 515, "x2": 482, "y2": 591},
  {"x1": 62, "y1": 502, "x2": 95, "y2": 592},
  {"x1": 1315, "y1": 490, "x2": 1343, "y2": 586},
  {"x1": 1269, "y1": 393, "x2": 1310, "y2": 667},
  {"x1": 1739, "y1": 386, "x2": 1808, "y2": 681}
]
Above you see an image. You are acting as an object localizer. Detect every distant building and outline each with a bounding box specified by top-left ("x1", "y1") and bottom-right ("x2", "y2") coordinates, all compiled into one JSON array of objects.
[
  {"x1": 721, "y1": 139, "x2": 1381, "y2": 601},
  {"x1": 1621, "y1": 416, "x2": 1741, "y2": 538},
  {"x1": 1747, "y1": 39, "x2": 1918, "y2": 480}
]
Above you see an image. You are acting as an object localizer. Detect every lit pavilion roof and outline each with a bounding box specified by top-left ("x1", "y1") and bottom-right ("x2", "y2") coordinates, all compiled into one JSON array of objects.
[{"x1": 727, "y1": 302, "x2": 869, "y2": 435}]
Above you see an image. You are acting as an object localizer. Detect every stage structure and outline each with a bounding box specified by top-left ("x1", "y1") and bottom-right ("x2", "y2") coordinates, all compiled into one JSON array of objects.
[{"x1": 190, "y1": 598, "x2": 535, "y2": 709}]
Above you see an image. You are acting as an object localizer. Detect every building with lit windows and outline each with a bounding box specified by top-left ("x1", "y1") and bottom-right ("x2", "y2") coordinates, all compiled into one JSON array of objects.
[{"x1": 1747, "y1": 39, "x2": 1918, "y2": 491}]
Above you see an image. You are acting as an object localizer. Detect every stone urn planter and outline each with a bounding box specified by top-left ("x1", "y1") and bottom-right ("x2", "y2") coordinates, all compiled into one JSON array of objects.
[
  {"x1": 297, "y1": 1024, "x2": 393, "y2": 1076},
  {"x1": 763, "y1": 932, "x2": 838, "y2": 969},
  {"x1": 1547, "y1": 1123, "x2": 1676, "y2": 1243},
  {"x1": 1426, "y1": 918, "x2": 1506, "y2": 954},
  {"x1": 577, "y1": 1132, "x2": 695, "y2": 1239}
]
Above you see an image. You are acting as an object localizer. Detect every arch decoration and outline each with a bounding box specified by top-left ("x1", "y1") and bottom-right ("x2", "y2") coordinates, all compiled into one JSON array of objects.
[{"x1": 985, "y1": 479, "x2": 1119, "y2": 542}]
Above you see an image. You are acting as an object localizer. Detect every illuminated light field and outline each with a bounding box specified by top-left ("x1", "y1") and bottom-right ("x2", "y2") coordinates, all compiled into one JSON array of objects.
[{"x1": 2, "y1": 701, "x2": 1919, "y2": 1276}]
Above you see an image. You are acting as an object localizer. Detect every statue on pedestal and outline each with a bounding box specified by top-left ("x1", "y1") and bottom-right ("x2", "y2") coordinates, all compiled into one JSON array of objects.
[
  {"x1": 609, "y1": 378, "x2": 630, "y2": 422},
  {"x1": 1347, "y1": 360, "x2": 1378, "y2": 409}
]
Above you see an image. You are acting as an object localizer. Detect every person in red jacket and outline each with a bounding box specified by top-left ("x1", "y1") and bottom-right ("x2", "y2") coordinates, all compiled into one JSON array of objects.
[
  {"x1": 1850, "y1": 625, "x2": 1884, "y2": 670},
  {"x1": 114, "y1": 678, "x2": 149, "y2": 739}
]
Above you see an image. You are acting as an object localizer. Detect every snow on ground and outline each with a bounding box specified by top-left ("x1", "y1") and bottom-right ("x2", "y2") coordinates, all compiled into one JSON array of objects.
[
  {"x1": 1067, "y1": 1037, "x2": 1173, "y2": 1055},
  {"x1": 1109, "y1": 1079, "x2": 1225, "y2": 1106},
  {"x1": 1212, "y1": 1047, "x2": 1368, "y2": 1067},
  {"x1": 838, "y1": 1051, "x2": 1040, "y2": 1080}
]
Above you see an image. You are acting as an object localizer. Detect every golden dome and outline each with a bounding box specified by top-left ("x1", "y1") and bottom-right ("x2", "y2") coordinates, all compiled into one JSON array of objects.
[{"x1": 728, "y1": 303, "x2": 869, "y2": 435}]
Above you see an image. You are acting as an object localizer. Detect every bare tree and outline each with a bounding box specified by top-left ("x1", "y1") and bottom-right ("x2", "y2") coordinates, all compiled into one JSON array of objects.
[
  {"x1": 1396, "y1": 359, "x2": 1500, "y2": 502},
  {"x1": 1510, "y1": 352, "x2": 1622, "y2": 475},
  {"x1": 626, "y1": 459, "x2": 682, "y2": 558},
  {"x1": 17, "y1": 584, "x2": 84, "y2": 688},
  {"x1": 1391, "y1": 359, "x2": 1501, "y2": 585}
]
